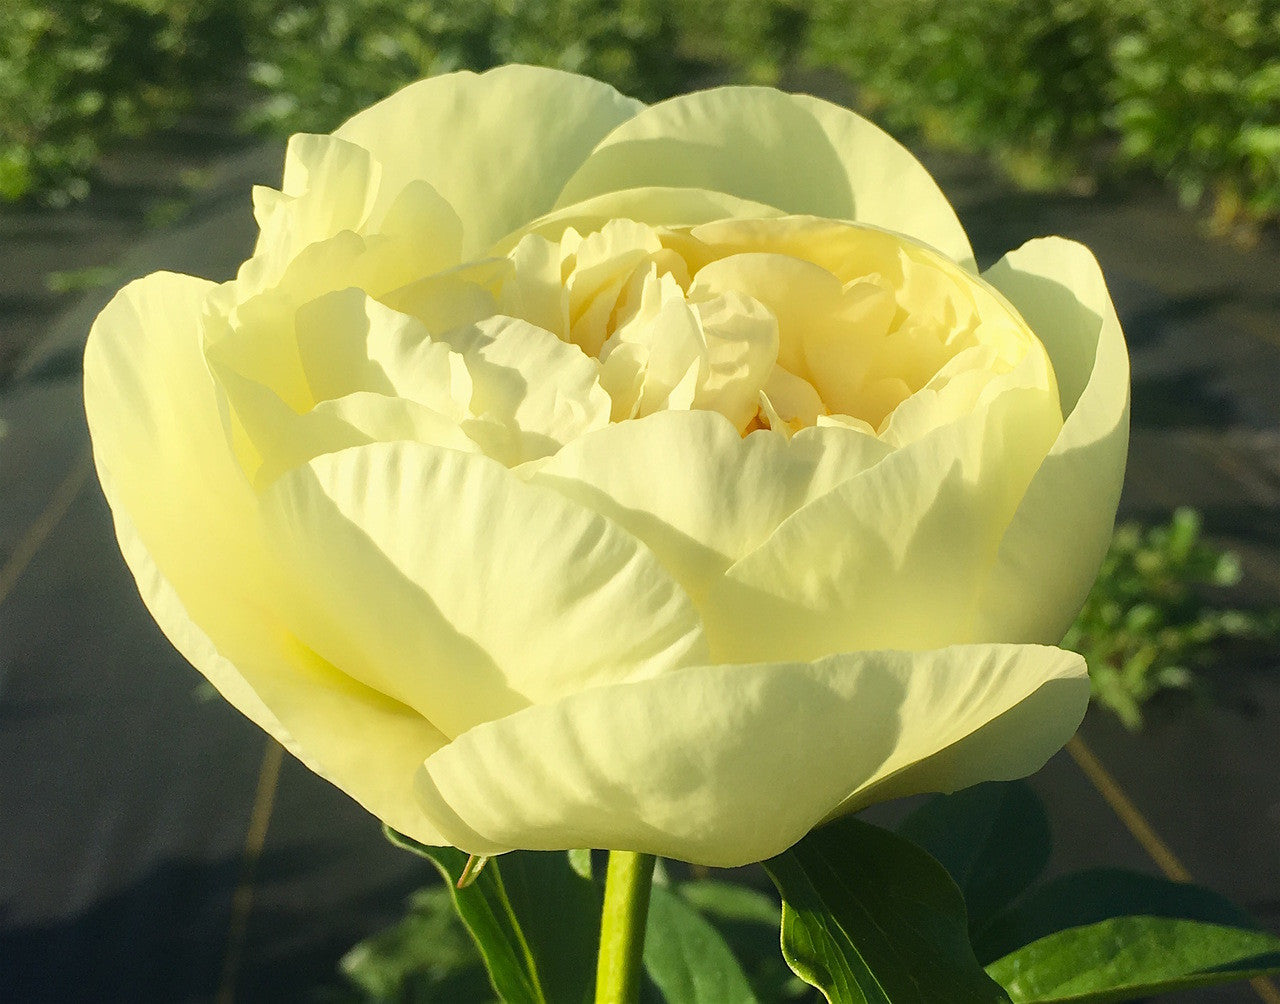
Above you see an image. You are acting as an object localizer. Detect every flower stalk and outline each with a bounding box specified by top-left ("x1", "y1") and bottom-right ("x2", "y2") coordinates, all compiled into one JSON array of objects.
[{"x1": 595, "y1": 850, "x2": 656, "y2": 1003}]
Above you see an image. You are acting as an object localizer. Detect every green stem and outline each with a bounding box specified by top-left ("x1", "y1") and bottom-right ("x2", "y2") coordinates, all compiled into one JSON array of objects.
[{"x1": 595, "y1": 851, "x2": 656, "y2": 1003}]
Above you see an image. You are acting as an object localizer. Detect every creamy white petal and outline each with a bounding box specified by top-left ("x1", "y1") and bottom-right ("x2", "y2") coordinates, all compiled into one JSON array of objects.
[
  {"x1": 335, "y1": 65, "x2": 642, "y2": 257},
  {"x1": 84, "y1": 272, "x2": 452, "y2": 845},
  {"x1": 977, "y1": 238, "x2": 1131, "y2": 643},
  {"x1": 533, "y1": 411, "x2": 890, "y2": 606},
  {"x1": 253, "y1": 134, "x2": 381, "y2": 275},
  {"x1": 260, "y1": 441, "x2": 709, "y2": 739},
  {"x1": 413, "y1": 644, "x2": 1087, "y2": 866},
  {"x1": 707, "y1": 383, "x2": 1062, "y2": 662},
  {"x1": 439, "y1": 315, "x2": 613, "y2": 465},
  {"x1": 555, "y1": 87, "x2": 975, "y2": 268},
  {"x1": 492, "y1": 185, "x2": 785, "y2": 254}
]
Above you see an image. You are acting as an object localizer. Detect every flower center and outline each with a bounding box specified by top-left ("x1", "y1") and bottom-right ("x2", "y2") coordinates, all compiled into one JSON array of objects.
[{"x1": 499, "y1": 216, "x2": 1056, "y2": 439}]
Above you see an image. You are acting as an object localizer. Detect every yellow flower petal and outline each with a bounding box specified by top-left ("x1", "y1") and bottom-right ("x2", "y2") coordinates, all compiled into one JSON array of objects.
[
  {"x1": 555, "y1": 87, "x2": 975, "y2": 268},
  {"x1": 292, "y1": 289, "x2": 471, "y2": 417},
  {"x1": 84, "y1": 272, "x2": 452, "y2": 845},
  {"x1": 708, "y1": 379, "x2": 1062, "y2": 662},
  {"x1": 381, "y1": 257, "x2": 508, "y2": 335},
  {"x1": 85, "y1": 273, "x2": 276, "y2": 724},
  {"x1": 690, "y1": 290, "x2": 780, "y2": 431},
  {"x1": 439, "y1": 315, "x2": 613, "y2": 465},
  {"x1": 533, "y1": 411, "x2": 890, "y2": 606},
  {"x1": 493, "y1": 185, "x2": 784, "y2": 253},
  {"x1": 978, "y1": 237, "x2": 1131, "y2": 643},
  {"x1": 335, "y1": 65, "x2": 642, "y2": 256},
  {"x1": 412, "y1": 644, "x2": 1086, "y2": 866},
  {"x1": 253, "y1": 134, "x2": 381, "y2": 273},
  {"x1": 259, "y1": 441, "x2": 710, "y2": 739},
  {"x1": 246, "y1": 136, "x2": 464, "y2": 301}
]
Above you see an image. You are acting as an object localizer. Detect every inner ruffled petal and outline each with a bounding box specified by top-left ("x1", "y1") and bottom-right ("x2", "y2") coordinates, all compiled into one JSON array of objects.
[{"x1": 490, "y1": 215, "x2": 1059, "y2": 439}]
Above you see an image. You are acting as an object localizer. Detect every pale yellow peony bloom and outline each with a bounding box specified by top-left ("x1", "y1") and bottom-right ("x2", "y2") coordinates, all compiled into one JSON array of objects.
[{"x1": 84, "y1": 65, "x2": 1129, "y2": 867}]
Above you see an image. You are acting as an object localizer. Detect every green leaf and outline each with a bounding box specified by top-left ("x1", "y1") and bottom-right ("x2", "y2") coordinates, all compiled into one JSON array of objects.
[
  {"x1": 979, "y1": 868, "x2": 1280, "y2": 1001},
  {"x1": 339, "y1": 886, "x2": 490, "y2": 1001},
  {"x1": 986, "y1": 917, "x2": 1280, "y2": 1002},
  {"x1": 675, "y1": 881, "x2": 808, "y2": 1001},
  {"x1": 897, "y1": 781, "x2": 1051, "y2": 937},
  {"x1": 500, "y1": 853, "x2": 604, "y2": 1003},
  {"x1": 973, "y1": 867, "x2": 1258, "y2": 964},
  {"x1": 676, "y1": 881, "x2": 780, "y2": 928},
  {"x1": 385, "y1": 827, "x2": 602, "y2": 1004},
  {"x1": 385, "y1": 835, "x2": 770, "y2": 1004},
  {"x1": 642, "y1": 884, "x2": 759, "y2": 1004},
  {"x1": 763, "y1": 816, "x2": 1011, "y2": 1003}
]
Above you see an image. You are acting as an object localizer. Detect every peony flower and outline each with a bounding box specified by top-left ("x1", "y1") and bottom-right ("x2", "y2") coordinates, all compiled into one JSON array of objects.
[{"x1": 84, "y1": 65, "x2": 1128, "y2": 867}]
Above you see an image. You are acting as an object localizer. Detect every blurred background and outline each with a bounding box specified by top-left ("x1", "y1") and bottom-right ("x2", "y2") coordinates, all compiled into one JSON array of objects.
[
  {"x1": 2, "y1": 1, "x2": 1279, "y2": 1001},
  {"x1": 4, "y1": 0, "x2": 1278, "y2": 224}
]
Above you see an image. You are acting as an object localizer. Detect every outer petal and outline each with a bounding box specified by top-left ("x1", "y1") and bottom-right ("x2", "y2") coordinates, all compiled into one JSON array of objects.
[
  {"x1": 209, "y1": 367, "x2": 477, "y2": 489},
  {"x1": 531, "y1": 411, "x2": 890, "y2": 605},
  {"x1": 83, "y1": 273, "x2": 452, "y2": 844},
  {"x1": 706, "y1": 375, "x2": 1062, "y2": 663},
  {"x1": 259, "y1": 441, "x2": 709, "y2": 739},
  {"x1": 413, "y1": 644, "x2": 1087, "y2": 866},
  {"x1": 84, "y1": 273, "x2": 279, "y2": 728},
  {"x1": 554, "y1": 87, "x2": 975, "y2": 269},
  {"x1": 333, "y1": 65, "x2": 642, "y2": 257},
  {"x1": 212, "y1": 230, "x2": 433, "y2": 413},
  {"x1": 252, "y1": 134, "x2": 380, "y2": 263},
  {"x1": 247, "y1": 135, "x2": 464, "y2": 298},
  {"x1": 978, "y1": 238, "x2": 1130, "y2": 644}
]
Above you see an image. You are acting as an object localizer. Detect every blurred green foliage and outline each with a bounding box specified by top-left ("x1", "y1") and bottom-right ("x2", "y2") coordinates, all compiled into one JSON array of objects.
[
  {"x1": 805, "y1": 0, "x2": 1280, "y2": 224},
  {"x1": 333, "y1": 876, "x2": 807, "y2": 1002},
  {"x1": 238, "y1": 0, "x2": 812, "y2": 134},
  {"x1": 1110, "y1": 0, "x2": 1280, "y2": 231},
  {"x1": 1065, "y1": 508, "x2": 1280, "y2": 730},
  {"x1": 240, "y1": 0, "x2": 688, "y2": 135},
  {"x1": 807, "y1": 0, "x2": 1114, "y2": 189},
  {"x1": 2, "y1": 0, "x2": 1278, "y2": 227},
  {"x1": 334, "y1": 887, "x2": 494, "y2": 1001},
  {"x1": 0, "y1": 0, "x2": 244, "y2": 205},
  {"x1": 677, "y1": 0, "x2": 811, "y2": 85}
]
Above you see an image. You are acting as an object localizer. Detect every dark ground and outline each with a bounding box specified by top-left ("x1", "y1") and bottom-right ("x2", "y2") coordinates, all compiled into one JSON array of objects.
[{"x1": 1, "y1": 110, "x2": 1279, "y2": 1003}]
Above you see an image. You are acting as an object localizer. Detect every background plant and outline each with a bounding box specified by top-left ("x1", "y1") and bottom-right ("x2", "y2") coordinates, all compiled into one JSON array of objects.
[
  {"x1": 240, "y1": 0, "x2": 689, "y2": 135},
  {"x1": 677, "y1": 0, "x2": 810, "y2": 85},
  {"x1": 330, "y1": 785, "x2": 1280, "y2": 1002},
  {"x1": 0, "y1": 0, "x2": 243, "y2": 205},
  {"x1": 805, "y1": 0, "x2": 1116, "y2": 189},
  {"x1": 1065, "y1": 507, "x2": 1279, "y2": 729},
  {"x1": 5, "y1": 0, "x2": 1279, "y2": 226},
  {"x1": 1109, "y1": 0, "x2": 1280, "y2": 231}
]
